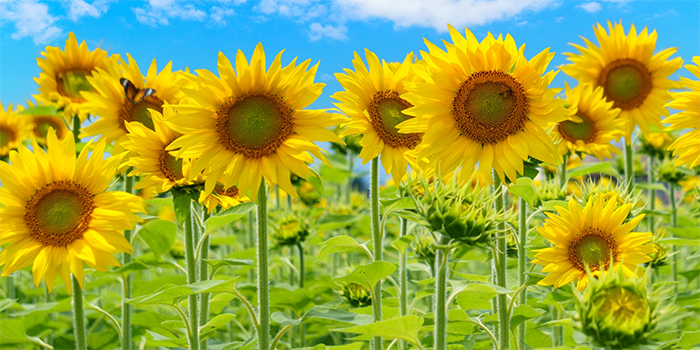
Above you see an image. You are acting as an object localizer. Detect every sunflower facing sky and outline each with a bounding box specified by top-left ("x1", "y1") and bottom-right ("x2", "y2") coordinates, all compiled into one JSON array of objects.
[
  {"x1": 398, "y1": 25, "x2": 567, "y2": 184},
  {"x1": 0, "y1": 130, "x2": 144, "y2": 293},
  {"x1": 561, "y1": 21, "x2": 683, "y2": 141},
  {"x1": 332, "y1": 50, "x2": 422, "y2": 185},
  {"x1": 532, "y1": 195, "x2": 655, "y2": 291},
  {"x1": 0, "y1": 103, "x2": 29, "y2": 158},
  {"x1": 664, "y1": 56, "x2": 700, "y2": 169},
  {"x1": 34, "y1": 32, "x2": 108, "y2": 122},
  {"x1": 555, "y1": 83, "x2": 624, "y2": 160},
  {"x1": 166, "y1": 43, "x2": 345, "y2": 200}
]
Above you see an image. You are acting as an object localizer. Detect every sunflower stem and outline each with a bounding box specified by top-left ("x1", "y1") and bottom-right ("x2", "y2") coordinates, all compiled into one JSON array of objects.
[
  {"x1": 257, "y1": 181, "x2": 271, "y2": 350},
  {"x1": 72, "y1": 275, "x2": 87, "y2": 350},
  {"x1": 559, "y1": 154, "x2": 568, "y2": 188},
  {"x1": 647, "y1": 156, "x2": 655, "y2": 233},
  {"x1": 517, "y1": 197, "x2": 528, "y2": 348},
  {"x1": 370, "y1": 157, "x2": 383, "y2": 350},
  {"x1": 199, "y1": 212, "x2": 211, "y2": 350},
  {"x1": 297, "y1": 242, "x2": 306, "y2": 347},
  {"x1": 434, "y1": 235, "x2": 450, "y2": 350},
  {"x1": 493, "y1": 174, "x2": 509, "y2": 350},
  {"x1": 122, "y1": 173, "x2": 134, "y2": 350},
  {"x1": 72, "y1": 115, "x2": 80, "y2": 144},
  {"x1": 184, "y1": 200, "x2": 200, "y2": 350},
  {"x1": 399, "y1": 217, "x2": 409, "y2": 350},
  {"x1": 624, "y1": 139, "x2": 635, "y2": 193},
  {"x1": 670, "y1": 183, "x2": 679, "y2": 297}
]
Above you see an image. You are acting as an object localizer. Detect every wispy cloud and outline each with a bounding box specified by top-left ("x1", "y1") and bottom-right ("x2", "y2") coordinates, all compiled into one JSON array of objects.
[
  {"x1": 65, "y1": 0, "x2": 113, "y2": 21},
  {"x1": 0, "y1": 0, "x2": 63, "y2": 44},
  {"x1": 309, "y1": 22, "x2": 347, "y2": 41},
  {"x1": 132, "y1": 0, "x2": 207, "y2": 26},
  {"x1": 578, "y1": 1, "x2": 602, "y2": 13}
]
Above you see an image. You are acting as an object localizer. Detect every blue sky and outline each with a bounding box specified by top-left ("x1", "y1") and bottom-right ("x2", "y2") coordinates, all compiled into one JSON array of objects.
[{"x1": 1, "y1": 0, "x2": 698, "y2": 111}]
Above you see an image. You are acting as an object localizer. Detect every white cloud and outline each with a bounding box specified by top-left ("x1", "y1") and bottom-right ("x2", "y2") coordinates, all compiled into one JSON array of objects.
[
  {"x1": 577, "y1": 2, "x2": 602, "y2": 13},
  {"x1": 65, "y1": 0, "x2": 113, "y2": 21},
  {"x1": 210, "y1": 6, "x2": 235, "y2": 25},
  {"x1": 309, "y1": 22, "x2": 347, "y2": 41},
  {"x1": 515, "y1": 20, "x2": 527, "y2": 26},
  {"x1": 0, "y1": 0, "x2": 63, "y2": 44},
  {"x1": 556, "y1": 16, "x2": 564, "y2": 22},
  {"x1": 133, "y1": 0, "x2": 207, "y2": 26}
]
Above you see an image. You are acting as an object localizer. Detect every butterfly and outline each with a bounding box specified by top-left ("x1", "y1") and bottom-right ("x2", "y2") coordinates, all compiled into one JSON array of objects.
[{"x1": 120, "y1": 78, "x2": 156, "y2": 104}]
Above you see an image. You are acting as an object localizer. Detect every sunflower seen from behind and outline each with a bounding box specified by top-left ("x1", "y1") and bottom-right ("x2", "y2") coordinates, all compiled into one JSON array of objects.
[
  {"x1": 34, "y1": 32, "x2": 108, "y2": 122},
  {"x1": 166, "y1": 43, "x2": 345, "y2": 200},
  {"x1": 561, "y1": 21, "x2": 683, "y2": 140},
  {"x1": 399, "y1": 25, "x2": 567, "y2": 183},
  {"x1": 0, "y1": 130, "x2": 144, "y2": 293},
  {"x1": 332, "y1": 50, "x2": 422, "y2": 185},
  {"x1": 555, "y1": 83, "x2": 624, "y2": 160},
  {"x1": 0, "y1": 103, "x2": 30, "y2": 158},
  {"x1": 664, "y1": 56, "x2": 700, "y2": 168},
  {"x1": 532, "y1": 195, "x2": 655, "y2": 291}
]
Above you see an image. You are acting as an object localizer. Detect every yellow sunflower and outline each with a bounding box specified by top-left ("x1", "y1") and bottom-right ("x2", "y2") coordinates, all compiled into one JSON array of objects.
[
  {"x1": 34, "y1": 32, "x2": 108, "y2": 121},
  {"x1": 81, "y1": 53, "x2": 184, "y2": 152},
  {"x1": 561, "y1": 21, "x2": 683, "y2": 140},
  {"x1": 0, "y1": 103, "x2": 30, "y2": 157},
  {"x1": 24, "y1": 99, "x2": 70, "y2": 144},
  {"x1": 0, "y1": 130, "x2": 144, "y2": 293},
  {"x1": 331, "y1": 50, "x2": 423, "y2": 185},
  {"x1": 398, "y1": 25, "x2": 567, "y2": 183},
  {"x1": 199, "y1": 184, "x2": 249, "y2": 214},
  {"x1": 664, "y1": 56, "x2": 700, "y2": 168},
  {"x1": 166, "y1": 43, "x2": 345, "y2": 200},
  {"x1": 556, "y1": 83, "x2": 624, "y2": 159},
  {"x1": 532, "y1": 195, "x2": 655, "y2": 291}
]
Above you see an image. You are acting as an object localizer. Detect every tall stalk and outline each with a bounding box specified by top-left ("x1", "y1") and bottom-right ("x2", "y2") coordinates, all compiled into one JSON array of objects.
[
  {"x1": 670, "y1": 184, "x2": 678, "y2": 296},
  {"x1": 184, "y1": 200, "x2": 200, "y2": 350},
  {"x1": 297, "y1": 242, "x2": 306, "y2": 347},
  {"x1": 72, "y1": 275, "x2": 87, "y2": 350},
  {"x1": 493, "y1": 175, "x2": 509, "y2": 350},
  {"x1": 624, "y1": 139, "x2": 635, "y2": 193},
  {"x1": 72, "y1": 115, "x2": 81, "y2": 144},
  {"x1": 647, "y1": 157, "x2": 655, "y2": 232},
  {"x1": 199, "y1": 212, "x2": 211, "y2": 350},
  {"x1": 398, "y1": 218, "x2": 409, "y2": 350},
  {"x1": 370, "y1": 158, "x2": 383, "y2": 350},
  {"x1": 559, "y1": 154, "x2": 568, "y2": 188},
  {"x1": 434, "y1": 236, "x2": 450, "y2": 350},
  {"x1": 517, "y1": 198, "x2": 528, "y2": 347},
  {"x1": 257, "y1": 181, "x2": 270, "y2": 350},
  {"x1": 122, "y1": 173, "x2": 134, "y2": 350}
]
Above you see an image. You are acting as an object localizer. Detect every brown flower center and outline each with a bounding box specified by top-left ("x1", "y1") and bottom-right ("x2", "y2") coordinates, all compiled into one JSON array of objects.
[
  {"x1": 452, "y1": 71, "x2": 529, "y2": 144},
  {"x1": 158, "y1": 147, "x2": 185, "y2": 182},
  {"x1": 0, "y1": 126, "x2": 16, "y2": 149},
  {"x1": 214, "y1": 184, "x2": 240, "y2": 197},
  {"x1": 32, "y1": 116, "x2": 66, "y2": 140},
  {"x1": 559, "y1": 112, "x2": 598, "y2": 143},
  {"x1": 368, "y1": 90, "x2": 422, "y2": 149},
  {"x1": 568, "y1": 227, "x2": 617, "y2": 271},
  {"x1": 24, "y1": 180, "x2": 95, "y2": 247},
  {"x1": 56, "y1": 69, "x2": 96, "y2": 102},
  {"x1": 597, "y1": 58, "x2": 652, "y2": 111}
]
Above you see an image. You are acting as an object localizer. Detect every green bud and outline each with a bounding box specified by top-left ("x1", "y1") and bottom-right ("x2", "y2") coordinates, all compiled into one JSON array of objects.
[
  {"x1": 338, "y1": 282, "x2": 372, "y2": 308},
  {"x1": 270, "y1": 214, "x2": 310, "y2": 247}
]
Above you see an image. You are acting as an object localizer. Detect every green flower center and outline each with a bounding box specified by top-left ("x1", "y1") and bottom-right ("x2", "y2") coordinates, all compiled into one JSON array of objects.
[
  {"x1": 368, "y1": 91, "x2": 422, "y2": 149},
  {"x1": 24, "y1": 180, "x2": 95, "y2": 246},
  {"x1": 120, "y1": 95, "x2": 162, "y2": 131},
  {"x1": 569, "y1": 227, "x2": 617, "y2": 271},
  {"x1": 216, "y1": 92, "x2": 293, "y2": 158},
  {"x1": 596, "y1": 286, "x2": 649, "y2": 323},
  {"x1": 559, "y1": 112, "x2": 597, "y2": 143},
  {"x1": 454, "y1": 71, "x2": 529, "y2": 144},
  {"x1": 159, "y1": 147, "x2": 185, "y2": 182},
  {"x1": 597, "y1": 59, "x2": 652, "y2": 110},
  {"x1": 33, "y1": 117, "x2": 64, "y2": 139},
  {"x1": 0, "y1": 126, "x2": 14, "y2": 149},
  {"x1": 57, "y1": 69, "x2": 96, "y2": 101}
]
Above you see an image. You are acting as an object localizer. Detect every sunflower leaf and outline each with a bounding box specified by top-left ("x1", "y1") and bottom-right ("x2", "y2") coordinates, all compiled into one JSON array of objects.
[
  {"x1": 333, "y1": 261, "x2": 397, "y2": 291},
  {"x1": 333, "y1": 315, "x2": 424, "y2": 348},
  {"x1": 306, "y1": 167, "x2": 324, "y2": 197},
  {"x1": 508, "y1": 177, "x2": 537, "y2": 207},
  {"x1": 137, "y1": 219, "x2": 177, "y2": 258}
]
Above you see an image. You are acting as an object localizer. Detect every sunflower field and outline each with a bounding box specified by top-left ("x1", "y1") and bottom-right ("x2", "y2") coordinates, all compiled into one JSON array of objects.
[{"x1": 1, "y1": 20, "x2": 699, "y2": 350}]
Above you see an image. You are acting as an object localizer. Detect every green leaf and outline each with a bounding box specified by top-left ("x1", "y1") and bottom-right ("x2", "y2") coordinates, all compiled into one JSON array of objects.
[
  {"x1": 0, "y1": 299, "x2": 16, "y2": 312},
  {"x1": 667, "y1": 227, "x2": 700, "y2": 239},
  {"x1": 317, "y1": 235, "x2": 368, "y2": 260},
  {"x1": 202, "y1": 259, "x2": 254, "y2": 270},
  {"x1": 636, "y1": 183, "x2": 669, "y2": 193},
  {"x1": 205, "y1": 202, "x2": 255, "y2": 234},
  {"x1": 658, "y1": 238, "x2": 700, "y2": 247},
  {"x1": 200, "y1": 313, "x2": 236, "y2": 333},
  {"x1": 391, "y1": 234, "x2": 415, "y2": 254},
  {"x1": 509, "y1": 305, "x2": 545, "y2": 331},
  {"x1": 172, "y1": 191, "x2": 192, "y2": 226},
  {"x1": 567, "y1": 162, "x2": 619, "y2": 178},
  {"x1": 393, "y1": 210, "x2": 426, "y2": 224},
  {"x1": 316, "y1": 214, "x2": 361, "y2": 232},
  {"x1": 145, "y1": 330, "x2": 188, "y2": 348},
  {"x1": 19, "y1": 105, "x2": 59, "y2": 116},
  {"x1": 535, "y1": 318, "x2": 574, "y2": 328},
  {"x1": 333, "y1": 261, "x2": 397, "y2": 291},
  {"x1": 144, "y1": 197, "x2": 173, "y2": 207},
  {"x1": 525, "y1": 273, "x2": 546, "y2": 286},
  {"x1": 0, "y1": 319, "x2": 52, "y2": 348},
  {"x1": 508, "y1": 177, "x2": 537, "y2": 207},
  {"x1": 301, "y1": 306, "x2": 373, "y2": 326},
  {"x1": 540, "y1": 200, "x2": 569, "y2": 212},
  {"x1": 380, "y1": 197, "x2": 415, "y2": 212},
  {"x1": 113, "y1": 261, "x2": 150, "y2": 276},
  {"x1": 208, "y1": 294, "x2": 235, "y2": 314},
  {"x1": 455, "y1": 283, "x2": 509, "y2": 310},
  {"x1": 320, "y1": 164, "x2": 352, "y2": 184},
  {"x1": 272, "y1": 311, "x2": 302, "y2": 326},
  {"x1": 128, "y1": 278, "x2": 238, "y2": 305},
  {"x1": 677, "y1": 330, "x2": 700, "y2": 348},
  {"x1": 307, "y1": 168, "x2": 324, "y2": 197},
  {"x1": 137, "y1": 220, "x2": 177, "y2": 258},
  {"x1": 334, "y1": 315, "x2": 424, "y2": 347}
]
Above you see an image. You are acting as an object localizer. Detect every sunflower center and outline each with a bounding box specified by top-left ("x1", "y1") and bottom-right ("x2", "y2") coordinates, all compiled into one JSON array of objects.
[
  {"x1": 453, "y1": 71, "x2": 528, "y2": 144},
  {"x1": 368, "y1": 91, "x2": 422, "y2": 149},
  {"x1": 0, "y1": 126, "x2": 14, "y2": 148},
  {"x1": 24, "y1": 180, "x2": 95, "y2": 247},
  {"x1": 569, "y1": 227, "x2": 617, "y2": 271},
  {"x1": 119, "y1": 95, "x2": 162, "y2": 131},
  {"x1": 33, "y1": 116, "x2": 64, "y2": 139},
  {"x1": 595, "y1": 286, "x2": 648, "y2": 325},
  {"x1": 216, "y1": 92, "x2": 293, "y2": 158},
  {"x1": 597, "y1": 58, "x2": 652, "y2": 110},
  {"x1": 214, "y1": 184, "x2": 240, "y2": 197},
  {"x1": 56, "y1": 69, "x2": 96, "y2": 102},
  {"x1": 559, "y1": 112, "x2": 597, "y2": 143},
  {"x1": 159, "y1": 148, "x2": 184, "y2": 182}
]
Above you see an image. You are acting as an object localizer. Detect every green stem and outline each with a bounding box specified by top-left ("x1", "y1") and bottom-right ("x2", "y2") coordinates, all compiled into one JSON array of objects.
[
  {"x1": 624, "y1": 139, "x2": 635, "y2": 193},
  {"x1": 72, "y1": 115, "x2": 81, "y2": 143},
  {"x1": 434, "y1": 235, "x2": 450, "y2": 350},
  {"x1": 517, "y1": 198, "x2": 528, "y2": 347},
  {"x1": 122, "y1": 174, "x2": 134, "y2": 350},
  {"x1": 184, "y1": 200, "x2": 200, "y2": 350},
  {"x1": 370, "y1": 158, "x2": 383, "y2": 350},
  {"x1": 399, "y1": 218, "x2": 409, "y2": 350},
  {"x1": 72, "y1": 275, "x2": 87, "y2": 350},
  {"x1": 493, "y1": 174, "x2": 509, "y2": 350},
  {"x1": 247, "y1": 210, "x2": 255, "y2": 283},
  {"x1": 199, "y1": 211, "x2": 211, "y2": 350},
  {"x1": 346, "y1": 151, "x2": 355, "y2": 203},
  {"x1": 297, "y1": 242, "x2": 306, "y2": 347},
  {"x1": 559, "y1": 154, "x2": 568, "y2": 188},
  {"x1": 257, "y1": 181, "x2": 270, "y2": 350},
  {"x1": 647, "y1": 157, "x2": 655, "y2": 233},
  {"x1": 670, "y1": 183, "x2": 678, "y2": 296}
]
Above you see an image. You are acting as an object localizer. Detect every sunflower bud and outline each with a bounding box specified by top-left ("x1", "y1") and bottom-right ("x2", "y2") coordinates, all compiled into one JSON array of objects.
[
  {"x1": 577, "y1": 178, "x2": 643, "y2": 221},
  {"x1": 270, "y1": 215, "x2": 310, "y2": 247},
  {"x1": 534, "y1": 178, "x2": 568, "y2": 208},
  {"x1": 638, "y1": 132, "x2": 674, "y2": 159},
  {"x1": 337, "y1": 282, "x2": 372, "y2": 307},
  {"x1": 413, "y1": 235, "x2": 436, "y2": 266},
  {"x1": 656, "y1": 158, "x2": 688, "y2": 185}
]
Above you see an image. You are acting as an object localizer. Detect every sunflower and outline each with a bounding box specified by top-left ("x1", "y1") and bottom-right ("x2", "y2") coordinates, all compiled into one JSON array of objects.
[
  {"x1": 532, "y1": 195, "x2": 655, "y2": 291},
  {"x1": 0, "y1": 103, "x2": 30, "y2": 157},
  {"x1": 561, "y1": 21, "x2": 683, "y2": 140},
  {"x1": 81, "y1": 53, "x2": 184, "y2": 152},
  {"x1": 0, "y1": 130, "x2": 144, "y2": 293},
  {"x1": 199, "y1": 184, "x2": 249, "y2": 214},
  {"x1": 556, "y1": 83, "x2": 624, "y2": 160},
  {"x1": 398, "y1": 25, "x2": 567, "y2": 184},
  {"x1": 34, "y1": 32, "x2": 108, "y2": 121},
  {"x1": 166, "y1": 43, "x2": 345, "y2": 200},
  {"x1": 664, "y1": 56, "x2": 700, "y2": 168},
  {"x1": 24, "y1": 99, "x2": 70, "y2": 144},
  {"x1": 331, "y1": 50, "x2": 422, "y2": 185}
]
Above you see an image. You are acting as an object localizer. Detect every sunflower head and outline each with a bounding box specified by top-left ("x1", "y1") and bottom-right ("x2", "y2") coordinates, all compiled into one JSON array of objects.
[
  {"x1": 330, "y1": 126, "x2": 363, "y2": 156},
  {"x1": 22, "y1": 99, "x2": 70, "y2": 144},
  {"x1": 638, "y1": 131, "x2": 674, "y2": 159},
  {"x1": 0, "y1": 103, "x2": 30, "y2": 158},
  {"x1": 271, "y1": 214, "x2": 310, "y2": 247},
  {"x1": 199, "y1": 183, "x2": 249, "y2": 214},
  {"x1": 664, "y1": 56, "x2": 700, "y2": 169},
  {"x1": 656, "y1": 158, "x2": 689, "y2": 185},
  {"x1": 337, "y1": 282, "x2": 372, "y2": 308},
  {"x1": 534, "y1": 178, "x2": 569, "y2": 208},
  {"x1": 577, "y1": 178, "x2": 644, "y2": 221}
]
